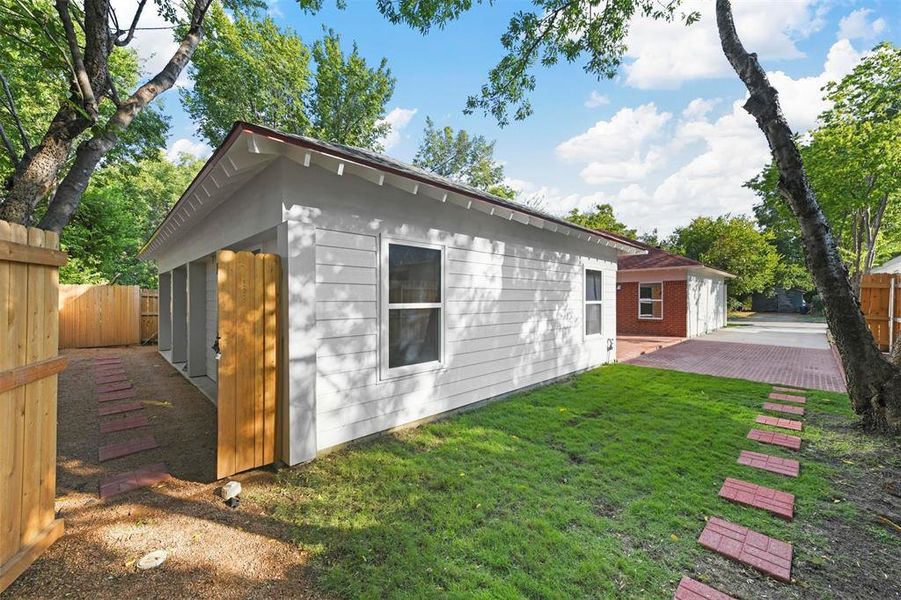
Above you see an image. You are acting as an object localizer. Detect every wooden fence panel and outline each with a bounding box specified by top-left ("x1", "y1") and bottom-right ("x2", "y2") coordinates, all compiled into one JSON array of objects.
[
  {"x1": 0, "y1": 219, "x2": 66, "y2": 593},
  {"x1": 140, "y1": 289, "x2": 159, "y2": 343},
  {"x1": 860, "y1": 273, "x2": 899, "y2": 351},
  {"x1": 216, "y1": 250, "x2": 279, "y2": 479},
  {"x1": 59, "y1": 285, "x2": 141, "y2": 348}
]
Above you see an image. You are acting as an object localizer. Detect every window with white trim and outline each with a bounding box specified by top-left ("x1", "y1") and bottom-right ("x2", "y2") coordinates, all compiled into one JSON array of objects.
[
  {"x1": 386, "y1": 242, "x2": 443, "y2": 370},
  {"x1": 639, "y1": 282, "x2": 663, "y2": 319},
  {"x1": 584, "y1": 269, "x2": 603, "y2": 336}
]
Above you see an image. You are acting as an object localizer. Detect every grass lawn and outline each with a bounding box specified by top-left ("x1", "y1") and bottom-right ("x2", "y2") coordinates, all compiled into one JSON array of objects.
[{"x1": 252, "y1": 364, "x2": 899, "y2": 599}]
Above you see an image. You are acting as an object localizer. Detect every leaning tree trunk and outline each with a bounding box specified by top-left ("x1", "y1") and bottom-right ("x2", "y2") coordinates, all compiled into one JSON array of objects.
[{"x1": 715, "y1": 0, "x2": 901, "y2": 433}]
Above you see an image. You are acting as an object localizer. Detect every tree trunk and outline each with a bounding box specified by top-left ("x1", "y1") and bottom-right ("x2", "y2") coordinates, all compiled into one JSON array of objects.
[
  {"x1": 39, "y1": 24, "x2": 207, "y2": 231},
  {"x1": 0, "y1": 105, "x2": 91, "y2": 224},
  {"x1": 716, "y1": 0, "x2": 901, "y2": 433}
]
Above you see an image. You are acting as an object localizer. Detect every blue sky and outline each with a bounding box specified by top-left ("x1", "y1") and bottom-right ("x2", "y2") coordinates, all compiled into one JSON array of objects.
[{"x1": 128, "y1": 0, "x2": 899, "y2": 235}]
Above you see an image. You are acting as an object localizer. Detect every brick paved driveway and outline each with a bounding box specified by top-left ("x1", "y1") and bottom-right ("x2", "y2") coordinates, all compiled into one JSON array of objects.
[{"x1": 625, "y1": 339, "x2": 846, "y2": 392}]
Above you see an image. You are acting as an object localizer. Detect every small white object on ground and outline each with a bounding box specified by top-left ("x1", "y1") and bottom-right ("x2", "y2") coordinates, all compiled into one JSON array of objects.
[
  {"x1": 220, "y1": 480, "x2": 241, "y2": 501},
  {"x1": 136, "y1": 550, "x2": 168, "y2": 570}
]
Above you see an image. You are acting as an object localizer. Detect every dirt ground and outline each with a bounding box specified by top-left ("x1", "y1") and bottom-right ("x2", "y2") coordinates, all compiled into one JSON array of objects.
[{"x1": 3, "y1": 346, "x2": 324, "y2": 600}]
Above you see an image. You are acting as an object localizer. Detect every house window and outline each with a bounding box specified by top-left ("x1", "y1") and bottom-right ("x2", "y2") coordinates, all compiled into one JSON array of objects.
[
  {"x1": 639, "y1": 282, "x2": 663, "y2": 319},
  {"x1": 386, "y1": 242, "x2": 443, "y2": 371},
  {"x1": 585, "y1": 269, "x2": 603, "y2": 336}
]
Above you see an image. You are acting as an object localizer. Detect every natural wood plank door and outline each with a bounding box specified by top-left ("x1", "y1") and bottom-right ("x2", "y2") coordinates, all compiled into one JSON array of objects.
[{"x1": 216, "y1": 250, "x2": 280, "y2": 479}]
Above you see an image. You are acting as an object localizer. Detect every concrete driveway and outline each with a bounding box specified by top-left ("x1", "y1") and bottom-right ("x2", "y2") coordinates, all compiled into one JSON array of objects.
[
  {"x1": 703, "y1": 314, "x2": 829, "y2": 349},
  {"x1": 623, "y1": 313, "x2": 846, "y2": 392}
]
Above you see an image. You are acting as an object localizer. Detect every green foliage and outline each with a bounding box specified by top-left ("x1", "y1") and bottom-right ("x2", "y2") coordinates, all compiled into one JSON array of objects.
[
  {"x1": 564, "y1": 203, "x2": 636, "y2": 237},
  {"x1": 181, "y1": 5, "x2": 312, "y2": 146},
  {"x1": 60, "y1": 154, "x2": 204, "y2": 287},
  {"x1": 182, "y1": 8, "x2": 395, "y2": 149},
  {"x1": 308, "y1": 29, "x2": 394, "y2": 149},
  {"x1": 413, "y1": 116, "x2": 511, "y2": 194},
  {"x1": 375, "y1": 0, "x2": 697, "y2": 125},
  {"x1": 671, "y1": 215, "x2": 779, "y2": 300},
  {"x1": 257, "y1": 364, "x2": 859, "y2": 598},
  {"x1": 0, "y1": 4, "x2": 169, "y2": 184},
  {"x1": 747, "y1": 43, "x2": 901, "y2": 283}
]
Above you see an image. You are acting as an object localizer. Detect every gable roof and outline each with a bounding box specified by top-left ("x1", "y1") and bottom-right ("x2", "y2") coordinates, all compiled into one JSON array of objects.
[
  {"x1": 596, "y1": 230, "x2": 734, "y2": 278},
  {"x1": 140, "y1": 122, "x2": 646, "y2": 258}
]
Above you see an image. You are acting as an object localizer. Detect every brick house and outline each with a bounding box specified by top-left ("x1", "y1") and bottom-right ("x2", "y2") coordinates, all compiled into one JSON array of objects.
[{"x1": 614, "y1": 242, "x2": 734, "y2": 338}]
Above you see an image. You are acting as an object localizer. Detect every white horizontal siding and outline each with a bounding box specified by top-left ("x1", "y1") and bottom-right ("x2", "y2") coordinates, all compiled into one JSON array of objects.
[{"x1": 313, "y1": 225, "x2": 617, "y2": 451}]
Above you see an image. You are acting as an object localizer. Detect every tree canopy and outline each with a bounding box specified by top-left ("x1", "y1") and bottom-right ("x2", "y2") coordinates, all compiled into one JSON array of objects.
[
  {"x1": 747, "y1": 42, "x2": 901, "y2": 289},
  {"x1": 670, "y1": 215, "x2": 779, "y2": 301},
  {"x1": 565, "y1": 203, "x2": 636, "y2": 238},
  {"x1": 183, "y1": 7, "x2": 395, "y2": 149},
  {"x1": 413, "y1": 117, "x2": 514, "y2": 198}
]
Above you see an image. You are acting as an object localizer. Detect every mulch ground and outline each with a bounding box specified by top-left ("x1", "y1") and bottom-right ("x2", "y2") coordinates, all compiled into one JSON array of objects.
[{"x1": 2, "y1": 346, "x2": 324, "y2": 600}]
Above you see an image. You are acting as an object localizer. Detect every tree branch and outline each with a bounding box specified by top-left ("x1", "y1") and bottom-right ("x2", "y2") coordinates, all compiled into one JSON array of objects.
[
  {"x1": 114, "y1": 0, "x2": 148, "y2": 47},
  {"x1": 0, "y1": 120, "x2": 18, "y2": 164},
  {"x1": 55, "y1": 0, "x2": 99, "y2": 120},
  {"x1": 0, "y1": 70, "x2": 31, "y2": 152}
]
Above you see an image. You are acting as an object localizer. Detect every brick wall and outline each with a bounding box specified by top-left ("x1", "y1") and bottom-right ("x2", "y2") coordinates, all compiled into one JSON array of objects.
[{"x1": 617, "y1": 280, "x2": 687, "y2": 337}]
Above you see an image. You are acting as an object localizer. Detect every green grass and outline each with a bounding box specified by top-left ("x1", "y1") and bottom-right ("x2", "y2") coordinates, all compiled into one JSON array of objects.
[{"x1": 253, "y1": 365, "x2": 878, "y2": 599}]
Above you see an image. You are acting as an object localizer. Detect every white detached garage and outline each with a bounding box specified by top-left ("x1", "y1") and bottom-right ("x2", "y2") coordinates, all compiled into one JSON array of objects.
[{"x1": 140, "y1": 122, "x2": 644, "y2": 475}]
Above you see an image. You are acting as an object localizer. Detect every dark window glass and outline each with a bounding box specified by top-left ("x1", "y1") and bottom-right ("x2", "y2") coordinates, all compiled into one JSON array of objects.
[
  {"x1": 389, "y1": 244, "x2": 441, "y2": 304},
  {"x1": 639, "y1": 283, "x2": 661, "y2": 300},
  {"x1": 585, "y1": 270, "x2": 602, "y2": 301},
  {"x1": 389, "y1": 308, "x2": 440, "y2": 367}
]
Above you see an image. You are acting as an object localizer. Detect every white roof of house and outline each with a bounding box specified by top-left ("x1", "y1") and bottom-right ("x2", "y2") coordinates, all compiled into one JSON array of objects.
[
  {"x1": 873, "y1": 255, "x2": 901, "y2": 273},
  {"x1": 139, "y1": 122, "x2": 646, "y2": 259}
]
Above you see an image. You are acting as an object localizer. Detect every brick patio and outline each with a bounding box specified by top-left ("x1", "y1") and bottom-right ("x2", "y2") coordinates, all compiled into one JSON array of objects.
[{"x1": 625, "y1": 339, "x2": 845, "y2": 392}]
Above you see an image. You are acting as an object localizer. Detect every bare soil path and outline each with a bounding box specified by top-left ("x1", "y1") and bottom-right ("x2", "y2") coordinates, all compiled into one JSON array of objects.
[{"x1": 2, "y1": 346, "x2": 322, "y2": 600}]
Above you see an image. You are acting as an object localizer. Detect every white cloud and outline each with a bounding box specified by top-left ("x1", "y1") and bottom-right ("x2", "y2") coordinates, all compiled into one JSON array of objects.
[
  {"x1": 584, "y1": 91, "x2": 610, "y2": 108},
  {"x1": 378, "y1": 107, "x2": 418, "y2": 151},
  {"x1": 623, "y1": 0, "x2": 826, "y2": 89},
  {"x1": 556, "y1": 103, "x2": 671, "y2": 185},
  {"x1": 166, "y1": 137, "x2": 211, "y2": 161},
  {"x1": 837, "y1": 8, "x2": 887, "y2": 41},
  {"x1": 538, "y1": 39, "x2": 865, "y2": 235},
  {"x1": 112, "y1": 0, "x2": 179, "y2": 78}
]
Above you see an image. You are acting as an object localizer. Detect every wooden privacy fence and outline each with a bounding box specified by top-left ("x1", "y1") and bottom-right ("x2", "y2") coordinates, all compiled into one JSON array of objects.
[
  {"x1": 216, "y1": 250, "x2": 280, "y2": 479},
  {"x1": 140, "y1": 289, "x2": 159, "y2": 343},
  {"x1": 0, "y1": 220, "x2": 67, "y2": 593},
  {"x1": 860, "y1": 273, "x2": 901, "y2": 351},
  {"x1": 59, "y1": 284, "x2": 157, "y2": 348}
]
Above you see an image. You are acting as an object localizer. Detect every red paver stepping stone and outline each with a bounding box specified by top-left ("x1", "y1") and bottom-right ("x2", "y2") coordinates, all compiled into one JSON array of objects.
[
  {"x1": 100, "y1": 414, "x2": 150, "y2": 434},
  {"x1": 96, "y1": 373, "x2": 130, "y2": 384},
  {"x1": 98, "y1": 388, "x2": 137, "y2": 402},
  {"x1": 747, "y1": 428, "x2": 802, "y2": 450},
  {"x1": 756, "y1": 415, "x2": 803, "y2": 431},
  {"x1": 97, "y1": 380, "x2": 132, "y2": 393},
  {"x1": 99, "y1": 463, "x2": 170, "y2": 499},
  {"x1": 698, "y1": 517, "x2": 792, "y2": 582},
  {"x1": 763, "y1": 402, "x2": 805, "y2": 416},
  {"x1": 769, "y1": 392, "x2": 806, "y2": 404},
  {"x1": 718, "y1": 478, "x2": 794, "y2": 520},
  {"x1": 98, "y1": 401, "x2": 143, "y2": 416},
  {"x1": 99, "y1": 435, "x2": 158, "y2": 462},
  {"x1": 673, "y1": 576, "x2": 736, "y2": 600},
  {"x1": 737, "y1": 450, "x2": 799, "y2": 477},
  {"x1": 94, "y1": 358, "x2": 121, "y2": 365},
  {"x1": 95, "y1": 369, "x2": 126, "y2": 379}
]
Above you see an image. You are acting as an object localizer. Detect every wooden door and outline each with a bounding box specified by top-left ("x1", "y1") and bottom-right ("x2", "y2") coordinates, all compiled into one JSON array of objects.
[{"x1": 216, "y1": 250, "x2": 280, "y2": 479}]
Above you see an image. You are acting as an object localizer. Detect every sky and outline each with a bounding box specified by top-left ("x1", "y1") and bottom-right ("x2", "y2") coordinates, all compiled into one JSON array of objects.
[{"x1": 124, "y1": 0, "x2": 899, "y2": 236}]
